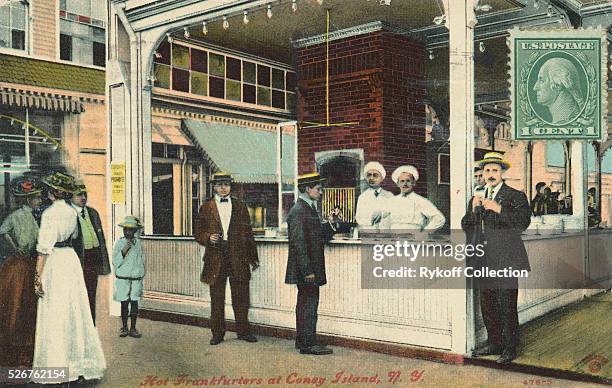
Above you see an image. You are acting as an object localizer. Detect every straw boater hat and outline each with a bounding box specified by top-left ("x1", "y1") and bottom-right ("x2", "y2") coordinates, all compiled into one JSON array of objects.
[
  {"x1": 42, "y1": 172, "x2": 76, "y2": 193},
  {"x1": 298, "y1": 172, "x2": 326, "y2": 187},
  {"x1": 363, "y1": 161, "x2": 386, "y2": 179},
  {"x1": 72, "y1": 179, "x2": 87, "y2": 194},
  {"x1": 477, "y1": 152, "x2": 511, "y2": 170},
  {"x1": 118, "y1": 215, "x2": 143, "y2": 229},
  {"x1": 210, "y1": 172, "x2": 233, "y2": 183},
  {"x1": 10, "y1": 177, "x2": 42, "y2": 197},
  {"x1": 391, "y1": 165, "x2": 419, "y2": 184}
]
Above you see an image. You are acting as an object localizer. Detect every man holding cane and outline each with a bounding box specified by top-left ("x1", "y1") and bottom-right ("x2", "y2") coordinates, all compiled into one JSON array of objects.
[{"x1": 461, "y1": 152, "x2": 531, "y2": 364}]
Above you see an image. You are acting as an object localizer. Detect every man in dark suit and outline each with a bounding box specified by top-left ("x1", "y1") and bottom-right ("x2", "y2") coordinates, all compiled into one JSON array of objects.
[
  {"x1": 461, "y1": 152, "x2": 531, "y2": 364},
  {"x1": 195, "y1": 172, "x2": 259, "y2": 345},
  {"x1": 71, "y1": 180, "x2": 111, "y2": 325},
  {"x1": 285, "y1": 173, "x2": 343, "y2": 355}
]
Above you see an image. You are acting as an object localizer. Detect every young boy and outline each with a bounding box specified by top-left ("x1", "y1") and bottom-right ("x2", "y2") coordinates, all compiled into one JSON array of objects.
[{"x1": 112, "y1": 216, "x2": 145, "y2": 338}]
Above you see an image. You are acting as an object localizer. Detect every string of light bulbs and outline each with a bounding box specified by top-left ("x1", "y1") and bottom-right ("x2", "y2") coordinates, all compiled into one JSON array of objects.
[{"x1": 162, "y1": 0, "x2": 397, "y2": 45}]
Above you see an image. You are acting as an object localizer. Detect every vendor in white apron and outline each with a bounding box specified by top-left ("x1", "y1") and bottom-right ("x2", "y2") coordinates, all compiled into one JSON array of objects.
[
  {"x1": 355, "y1": 161, "x2": 393, "y2": 232},
  {"x1": 386, "y1": 165, "x2": 445, "y2": 233}
]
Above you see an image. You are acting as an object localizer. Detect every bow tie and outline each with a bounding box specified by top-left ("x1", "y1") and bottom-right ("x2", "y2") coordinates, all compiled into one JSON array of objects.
[
  {"x1": 402, "y1": 192, "x2": 410, "y2": 198},
  {"x1": 220, "y1": 198, "x2": 229, "y2": 203}
]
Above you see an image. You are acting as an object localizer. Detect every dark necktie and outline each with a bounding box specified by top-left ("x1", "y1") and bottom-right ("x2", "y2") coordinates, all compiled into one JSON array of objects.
[
  {"x1": 81, "y1": 208, "x2": 86, "y2": 219},
  {"x1": 220, "y1": 198, "x2": 228, "y2": 203},
  {"x1": 374, "y1": 190, "x2": 379, "y2": 197}
]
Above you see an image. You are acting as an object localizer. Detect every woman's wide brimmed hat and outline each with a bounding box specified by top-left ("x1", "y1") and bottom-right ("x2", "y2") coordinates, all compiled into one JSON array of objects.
[
  {"x1": 10, "y1": 177, "x2": 42, "y2": 197},
  {"x1": 42, "y1": 172, "x2": 76, "y2": 193},
  {"x1": 477, "y1": 152, "x2": 511, "y2": 170},
  {"x1": 118, "y1": 215, "x2": 143, "y2": 229}
]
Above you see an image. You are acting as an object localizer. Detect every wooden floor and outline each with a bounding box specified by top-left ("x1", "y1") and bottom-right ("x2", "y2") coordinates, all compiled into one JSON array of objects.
[{"x1": 480, "y1": 291, "x2": 612, "y2": 381}]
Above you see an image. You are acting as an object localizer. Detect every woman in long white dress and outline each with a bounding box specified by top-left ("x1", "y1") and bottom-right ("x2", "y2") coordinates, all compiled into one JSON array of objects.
[{"x1": 32, "y1": 172, "x2": 106, "y2": 384}]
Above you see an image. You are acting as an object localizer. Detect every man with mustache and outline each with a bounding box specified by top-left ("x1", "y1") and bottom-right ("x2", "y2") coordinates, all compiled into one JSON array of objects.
[
  {"x1": 386, "y1": 165, "x2": 445, "y2": 233},
  {"x1": 355, "y1": 161, "x2": 393, "y2": 232},
  {"x1": 461, "y1": 152, "x2": 531, "y2": 364}
]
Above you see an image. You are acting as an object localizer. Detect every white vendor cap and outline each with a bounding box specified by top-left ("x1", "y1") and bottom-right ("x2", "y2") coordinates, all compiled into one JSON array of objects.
[
  {"x1": 392, "y1": 165, "x2": 419, "y2": 183},
  {"x1": 363, "y1": 161, "x2": 386, "y2": 179}
]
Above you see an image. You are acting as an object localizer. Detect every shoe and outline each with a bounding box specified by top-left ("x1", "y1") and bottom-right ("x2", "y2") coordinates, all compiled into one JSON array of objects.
[
  {"x1": 129, "y1": 328, "x2": 142, "y2": 338},
  {"x1": 497, "y1": 351, "x2": 517, "y2": 364},
  {"x1": 237, "y1": 334, "x2": 258, "y2": 342},
  {"x1": 296, "y1": 340, "x2": 324, "y2": 349},
  {"x1": 119, "y1": 327, "x2": 129, "y2": 337},
  {"x1": 473, "y1": 345, "x2": 502, "y2": 357},
  {"x1": 300, "y1": 345, "x2": 333, "y2": 355},
  {"x1": 210, "y1": 336, "x2": 224, "y2": 345}
]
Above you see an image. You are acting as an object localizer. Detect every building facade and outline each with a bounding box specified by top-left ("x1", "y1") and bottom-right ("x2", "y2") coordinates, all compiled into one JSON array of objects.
[
  {"x1": 107, "y1": 0, "x2": 611, "y2": 359},
  {"x1": 0, "y1": 0, "x2": 107, "y2": 236}
]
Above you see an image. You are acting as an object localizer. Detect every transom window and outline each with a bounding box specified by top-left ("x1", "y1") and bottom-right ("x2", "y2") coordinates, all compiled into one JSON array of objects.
[{"x1": 153, "y1": 41, "x2": 296, "y2": 112}]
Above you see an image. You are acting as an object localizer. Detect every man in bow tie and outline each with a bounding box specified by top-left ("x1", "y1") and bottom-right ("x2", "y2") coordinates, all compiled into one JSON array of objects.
[
  {"x1": 386, "y1": 165, "x2": 445, "y2": 233},
  {"x1": 71, "y1": 180, "x2": 111, "y2": 325},
  {"x1": 461, "y1": 152, "x2": 531, "y2": 364},
  {"x1": 355, "y1": 161, "x2": 393, "y2": 232},
  {"x1": 195, "y1": 172, "x2": 259, "y2": 346}
]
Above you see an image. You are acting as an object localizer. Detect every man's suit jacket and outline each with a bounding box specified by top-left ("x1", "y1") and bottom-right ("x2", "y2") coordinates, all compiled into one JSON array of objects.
[
  {"x1": 285, "y1": 198, "x2": 337, "y2": 286},
  {"x1": 73, "y1": 205, "x2": 111, "y2": 275},
  {"x1": 194, "y1": 196, "x2": 259, "y2": 286},
  {"x1": 461, "y1": 183, "x2": 532, "y2": 272}
]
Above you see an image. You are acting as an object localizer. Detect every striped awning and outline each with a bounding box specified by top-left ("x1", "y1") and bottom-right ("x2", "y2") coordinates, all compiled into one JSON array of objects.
[{"x1": 0, "y1": 87, "x2": 84, "y2": 113}]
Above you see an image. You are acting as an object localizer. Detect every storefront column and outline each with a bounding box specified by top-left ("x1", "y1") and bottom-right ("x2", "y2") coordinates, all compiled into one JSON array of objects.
[
  {"x1": 570, "y1": 141, "x2": 587, "y2": 225},
  {"x1": 447, "y1": 0, "x2": 477, "y2": 355}
]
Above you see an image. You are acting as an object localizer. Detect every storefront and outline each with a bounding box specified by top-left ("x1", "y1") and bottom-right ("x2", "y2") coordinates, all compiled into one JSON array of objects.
[{"x1": 108, "y1": 0, "x2": 612, "y2": 361}]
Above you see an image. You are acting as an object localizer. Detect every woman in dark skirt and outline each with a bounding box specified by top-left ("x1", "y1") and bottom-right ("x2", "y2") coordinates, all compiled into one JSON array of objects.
[{"x1": 0, "y1": 177, "x2": 43, "y2": 367}]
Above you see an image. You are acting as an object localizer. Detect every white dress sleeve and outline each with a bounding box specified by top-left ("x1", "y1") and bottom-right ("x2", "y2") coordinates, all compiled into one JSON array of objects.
[{"x1": 37, "y1": 210, "x2": 57, "y2": 255}]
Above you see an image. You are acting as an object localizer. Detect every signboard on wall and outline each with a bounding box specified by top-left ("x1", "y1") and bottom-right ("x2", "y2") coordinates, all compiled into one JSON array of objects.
[
  {"x1": 111, "y1": 162, "x2": 126, "y2": 204},
  {"x1": 510, "y1": 28, "x2": 608, "y2": 141}
]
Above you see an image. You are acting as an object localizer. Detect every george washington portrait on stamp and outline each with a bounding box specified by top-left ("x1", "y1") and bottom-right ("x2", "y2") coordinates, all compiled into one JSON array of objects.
[{"x1": 510, "y1": 29, "x2": 608, "y2": 141}]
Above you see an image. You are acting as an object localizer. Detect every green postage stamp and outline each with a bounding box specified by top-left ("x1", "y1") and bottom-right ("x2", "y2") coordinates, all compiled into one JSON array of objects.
[{"x1": 510, "y1": 29, "x2": 608, "y2": 141}]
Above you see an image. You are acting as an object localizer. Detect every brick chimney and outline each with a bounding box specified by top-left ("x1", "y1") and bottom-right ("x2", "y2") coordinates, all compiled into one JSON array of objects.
[{"x1": 294, "y1": 24, "x2": 427, "y2": 194}]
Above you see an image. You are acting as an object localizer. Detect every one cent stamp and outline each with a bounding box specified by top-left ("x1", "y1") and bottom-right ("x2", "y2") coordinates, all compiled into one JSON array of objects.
[{"x1": 510, "y1": 29, "x2": 608, "y2": 140}]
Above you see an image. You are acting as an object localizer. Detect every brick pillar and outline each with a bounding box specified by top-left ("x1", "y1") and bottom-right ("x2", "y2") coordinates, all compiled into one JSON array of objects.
[{"x1": 295, "y1": 28, "x2": 426, "y2": 194}]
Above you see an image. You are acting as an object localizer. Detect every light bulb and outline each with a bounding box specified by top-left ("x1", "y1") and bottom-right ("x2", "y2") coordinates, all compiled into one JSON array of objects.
[
  {"x1": 475, "y1": 3, "x2": 492, "y2": 12},
  {"x1": 433, "y1": 15, "x2": 445, "y2": 25},
  {"x1": 154, "y1": 51, "x2": 162, "y2": 59},
  {"x1": 183, "y1": 27, "x2": 190, "y2": 39},
  {"x1": 267, "y1": 4, "x2": 273, "y2": 19},
  {"x1": 243, "y1": 11, "x2": 249, "y2": 24},
  {"x1": 166, "y1": 33, "x2": 173, "y2": 44},
  {"x1": 202, "y1": 21, "x2": 208, "y2": 35},
  {"x1": 292, "y1": 0, "x2": 298, "y2": 12},
  {"x1": 546, "y1": 5, "x2": 553, "y2": 17},
  {"x1": 222, "y1": 16, "x2": 229, "y2": 30},
  {"x1": 533, "y1": 0, "x2": 540, "y2": 9},
  {"x1": 479, "y1": 41, "x2": 485, "y2": 53},
  {"x1": 429, "y1": 50, "x2": 434, "y2": 60}
]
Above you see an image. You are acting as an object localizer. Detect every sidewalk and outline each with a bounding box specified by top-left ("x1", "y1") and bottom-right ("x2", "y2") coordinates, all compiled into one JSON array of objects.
[{"x1": 92, "y1": 282, "x2": 600, "y2": 388}]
